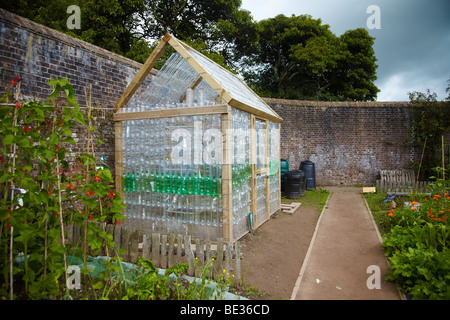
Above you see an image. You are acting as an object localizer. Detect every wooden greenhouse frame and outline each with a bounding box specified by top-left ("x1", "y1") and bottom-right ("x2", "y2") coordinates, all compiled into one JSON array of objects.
[{"x1": 113, "y1": 33, "x2": 282, "y2": 242}]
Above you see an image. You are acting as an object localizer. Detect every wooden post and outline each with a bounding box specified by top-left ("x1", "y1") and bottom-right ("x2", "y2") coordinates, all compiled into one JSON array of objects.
[
  {"x1": 221, "y1": 109, "x2": 233, "y2": 242},
  {"x1": 225, "y1": 242, "x2": 232, "y2": 279},
  {"x1": 151, "y1": 233, "x2": 160, "y2": 266},
  {"x1": 277, "y1": 122, "x2": 281, "y2": 214},
  {"x1": 142, "y1": 233, "x2": 151, "y2": 260},
  {"x1": 216, "y1": 238, "x2": 224, "y2": 272},
  {"x1": 234, "y1": 241, "x2": 241, "y2": 282},
  {"x1": 114, "y1": 121, "x2": 124, "y2": 214},
  {"x1": 184, "y1": 235, "x2": 195, "y2": 276},
  {"x1": 250, "y1": 115, "x2": 257, "y2": 230},
  {"x1": 161, "y1": 234, "x2": 168, "y2": 268},
  {"x1": 168, "y1": 234, "x2": 176, "y2": 268},
  {"x1": 265, "y1": 119, "x2": 270, "y2": 221}
]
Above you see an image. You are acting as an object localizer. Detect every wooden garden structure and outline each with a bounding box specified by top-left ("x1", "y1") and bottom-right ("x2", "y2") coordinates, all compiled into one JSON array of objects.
[{"x1": 113, "y1": 33, "x2": 282, "y2": 243}]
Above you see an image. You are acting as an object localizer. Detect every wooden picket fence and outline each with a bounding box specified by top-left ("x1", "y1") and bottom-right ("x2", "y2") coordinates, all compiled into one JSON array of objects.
[
  {"x1": 65, "y1": 222, "x2": 241, "y2": 281},
  {"x1": 376, "y1": 170, "x2": 432, "y2": 195}
]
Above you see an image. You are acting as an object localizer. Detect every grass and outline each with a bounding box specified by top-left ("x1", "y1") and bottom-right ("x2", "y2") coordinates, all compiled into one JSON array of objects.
[{"x1": 281, "y1": 188, "x2": 330, "y2": 213}]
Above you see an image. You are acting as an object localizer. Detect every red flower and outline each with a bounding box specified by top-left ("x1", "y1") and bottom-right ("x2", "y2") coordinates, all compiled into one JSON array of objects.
[
  {"x1": 11, "y1": 76, "x2": 20, "y2": 86},
  {"x1": 22, "y1": 126, "x2": 30, "y2": 133},
  {"x1": 67, "y1": 183, "x2": 74, "y2": 190},
  {"x1": 94, "y1": 176, "x2": 101, "y2": 182},
  {"x1": 15, "y1": 100, "x2": 21, "y2": 109},
  {"x1": 87, "y1": 191, "x2": 94, "y2": 196}
]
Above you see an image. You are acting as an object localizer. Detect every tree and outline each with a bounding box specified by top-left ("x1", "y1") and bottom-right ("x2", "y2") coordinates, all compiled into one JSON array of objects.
[
  {"x1": 407, "y1": 85, "x2": 450, "y2": 180},
  {"x1": 243, "y1": 14, "x2": 379, "y2": 101},
  {"x1": 135, "y1": 0, "x2": 258, "y2": 65},
  {"x1": 1, "y1": 0, "x2": 257, "y2": 66}
]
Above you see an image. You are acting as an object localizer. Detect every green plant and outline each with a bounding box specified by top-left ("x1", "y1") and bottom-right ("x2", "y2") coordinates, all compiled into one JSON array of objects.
[
  {"x1": 173, "y1": 258, "x2": 235, "y2": 300},
  {"x1": 0, "y1": 77, "x2": 124, "y2": 300},
  {"x1": 385, "y1": 246, "x2": 450, "y2": 299},
  {"x1": 365, "y1": 178, "x2": 450, "y2": 299},
  {"x1": 406, "y1": 89, "x2": 450, "y2": 181}
]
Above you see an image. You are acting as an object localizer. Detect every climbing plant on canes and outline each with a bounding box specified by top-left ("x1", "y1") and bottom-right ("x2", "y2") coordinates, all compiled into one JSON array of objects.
[{"x1": 0, "y1": 78, "x2": 125, "y2": 299}]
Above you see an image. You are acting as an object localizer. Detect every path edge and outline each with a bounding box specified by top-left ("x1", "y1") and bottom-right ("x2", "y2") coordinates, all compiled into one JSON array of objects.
[{"x1": 290, "y1": 191, "x2": 332, "y2": 300}]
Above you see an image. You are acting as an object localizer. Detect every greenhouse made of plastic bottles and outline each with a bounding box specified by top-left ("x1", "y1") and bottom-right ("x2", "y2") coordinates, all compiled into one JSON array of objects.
[{"x1": 113, "y1": 34, "x2": 282, "y2": 242}]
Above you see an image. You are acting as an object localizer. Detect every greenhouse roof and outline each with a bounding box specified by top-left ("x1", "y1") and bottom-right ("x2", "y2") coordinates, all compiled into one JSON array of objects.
[{"x1": 114, "y1": 33, "x2": 282, "y2": 123}]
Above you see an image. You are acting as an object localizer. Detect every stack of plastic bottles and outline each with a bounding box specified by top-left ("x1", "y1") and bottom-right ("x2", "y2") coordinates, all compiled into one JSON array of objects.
[
  {"x1": 231, "y1": 109, "x2": 252, "y2": 239},
  {"x1": 269, "y1": 122, "x2": 281, "y2": 214},
  {"x1": 120, "y1": 113, "x2": 223, "y2": 238}
]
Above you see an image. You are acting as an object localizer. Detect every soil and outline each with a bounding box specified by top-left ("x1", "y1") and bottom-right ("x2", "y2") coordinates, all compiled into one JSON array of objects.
[{"x1": 237, "y1": 205, "x2": 319, "y2": 300}]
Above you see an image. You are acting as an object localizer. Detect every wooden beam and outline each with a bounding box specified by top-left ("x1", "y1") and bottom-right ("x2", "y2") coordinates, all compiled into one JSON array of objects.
[
  {"x1": 265, "y1": 119, "x2": 270, "y2": 222},
  {"x1": 228, "y1": 98, "x2": 282, "y2": 123},
  {"x1": 114, "y1": 104, "x2": 228, "y2": 121},
  {"x1": 277, "y1": 122, "x2": 281, "y2": 214},
  {"x1": 114, "y1": 121, "x2": 123, "y2": 196},
  {"x1": 250, "y1": 115, "x2": 257, "y2": 230},
  {"x1": 168, "y1": 36, "x2": 230, "y2": 104},
  {"x1": 221, "y1": 109, "x2": 233, "y2": 242},
  {"x1": 114, "y1": 121, "x2": 124, "y2": 225},
  {"x1": 113, "y1": 33, "x2": 171, "y2": 113}
]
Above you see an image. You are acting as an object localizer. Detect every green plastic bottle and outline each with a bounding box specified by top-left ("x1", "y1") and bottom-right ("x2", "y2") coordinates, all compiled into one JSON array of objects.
[
  {"x1": 179, "y1": 173, "x2": 187, "y2": 195},
  {"x1": 193, "y1": 173, "x2": 200, "y2": 195},
  {"x1": 136, "y1": 172, "x2": 141, "y2": 191},
  {"x1": 171, "y1": 172, "x2": 177, "y2": 194},
  {"x1": 154, "y1": 172, "x2": 160, "y2": 193},
  {"x1": 162, "y1": 172, "x2": 169, "y2": 193},
  {"x1": 131, "y1": 171, "x2": 136, "y2": 191},
  {"x1": 204, "y1": 174, "x2": 211, "y2": 197},
  {"x1": 211, "y1": 175, "x2": 218, "y2": 198},
  {"x1": 123, "y1": 173, "x2": 129, "y2": 192},
  {"x1": 186, "y1": 173, "x2": 193, "y2": 195},
  {"x1": 149, "y1": 171, "x2": 155, "y2": 192},
  {"x1": 144, "y1": 171, "x2": 150, "y2": 191}
]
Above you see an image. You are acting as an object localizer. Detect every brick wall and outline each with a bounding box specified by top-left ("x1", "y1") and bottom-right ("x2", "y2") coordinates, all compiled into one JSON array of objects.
[
  {"x1": 0, "y1": 8, "x2": 154, "y2": 172},
  {"x1": 0, "y1": 9, "x2": 424, "y2": 186},
  {"x1": 265, "y1": 98, "x2": 419, "y2": 186}
]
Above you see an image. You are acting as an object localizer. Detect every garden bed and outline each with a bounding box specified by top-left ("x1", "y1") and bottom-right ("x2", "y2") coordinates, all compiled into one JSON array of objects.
[{"x1": 364, "y1": 183, "x2": 449, "y2": 300}]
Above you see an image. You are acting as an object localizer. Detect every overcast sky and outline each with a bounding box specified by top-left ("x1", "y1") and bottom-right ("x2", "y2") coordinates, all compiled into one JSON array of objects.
[{"x1": 241, "y1": 0, "x2": 450, "y2": 101}]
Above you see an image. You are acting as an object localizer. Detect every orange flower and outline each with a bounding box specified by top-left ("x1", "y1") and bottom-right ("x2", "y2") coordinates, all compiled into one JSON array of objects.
[
  {"x1": 410, "y1": 207, "x2": 417, "y2": 210},
  {"x1": 388, "y1": 209, "x2": 394, "y2": 216},
  {"x1": 66, "y1": 183, "x2": 74, "y2": 190},
  {"x1": 411, "y1": 201, "x2": 418, "y2": 205}
]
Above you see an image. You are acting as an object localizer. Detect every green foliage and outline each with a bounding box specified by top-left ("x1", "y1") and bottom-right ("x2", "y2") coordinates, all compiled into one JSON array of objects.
[
  {"x1": 364, "y1": 180, "x2": 450, "y2": 299},
  {"x1": 243, "y1": 14, "x2": 379, "y2": 101},
  {"x1": 0, "y1": 77, "x2": 124, "y2": 299},
  {"x1": 407, "y1": 86, "x2": 450, "y2": 181}
]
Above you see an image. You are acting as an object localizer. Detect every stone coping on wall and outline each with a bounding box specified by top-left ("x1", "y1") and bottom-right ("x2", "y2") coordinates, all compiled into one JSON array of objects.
[
  {"x1": 262, "y1": 97, "x2": 410, "y2": 108},
  {"x1": 0, "y1": 8, "x2": 151, "y2": 73}
]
